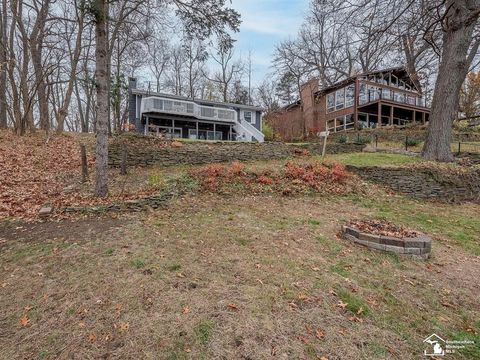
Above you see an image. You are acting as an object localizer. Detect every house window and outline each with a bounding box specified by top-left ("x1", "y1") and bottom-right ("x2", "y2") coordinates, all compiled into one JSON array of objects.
[
  {"x1": 326, "y1": 93, "x2": 335, "y2": 113},
  {"x1": 345, "y1": 114, "x2": 354, "y2": 129},
  {"x1": 243, "y1": 111, "x2": 253, "y2": 123},
  {"x1": 336, "y1": 88, "x2": 345, "y2": 110},
  {"x1": 368, "y1": 86, "x2": 380, "y2": 101},
  {"x1": 382, "y1": 88, "x2": 392, "y2": 100},
  {"x1": 406, "y1": 95, "x2": 416, "y2": 105},
  {"x1": 345, "y1": 85, "x2": 355, "y2": 107},
  {"x1": 394, "y1": 92, "x2": 405, "y2": 103},
  {"x1": 359, "y1": 83, "x2": 367, "y2": 105}
]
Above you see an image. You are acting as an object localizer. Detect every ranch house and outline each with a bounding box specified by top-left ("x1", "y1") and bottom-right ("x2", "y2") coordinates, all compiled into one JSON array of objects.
[{"x1": 128, "y1": 78, "x2": 265, "y2": 142}]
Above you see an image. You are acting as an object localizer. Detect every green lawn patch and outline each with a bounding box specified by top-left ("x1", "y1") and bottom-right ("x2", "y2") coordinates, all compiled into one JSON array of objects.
[{"x1": 326, "y1": 152, "x2": 422, "y2": 167}]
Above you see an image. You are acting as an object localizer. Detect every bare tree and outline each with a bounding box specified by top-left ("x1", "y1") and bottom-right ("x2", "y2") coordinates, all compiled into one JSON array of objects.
[
  {"x1": 208, "y1": 42, "x2": 244, "y2": 103},
  {"x1": 93, "y1": 0, "x2": 109, "y2": 197},
  {"x1": 423, "y1": 0, "x2": 480, "y2": 161},
  {"x1": 148, "y1": 36, "x2": 170, "y2": 93},
  {"x1": 256, "y1": 78, "x2": 280, "y2": 113},
  {"x1": 183, "y1": 38, "x2": 208, "y2": 99},
  {"x1": 0, "y1": 0, "x2": 7, "y2": 128}
]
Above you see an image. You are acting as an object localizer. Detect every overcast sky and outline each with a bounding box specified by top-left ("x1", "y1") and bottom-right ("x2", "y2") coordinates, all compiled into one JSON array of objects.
[{"x1": 230, "y1": 0, "x2": 309, "y2": 86}]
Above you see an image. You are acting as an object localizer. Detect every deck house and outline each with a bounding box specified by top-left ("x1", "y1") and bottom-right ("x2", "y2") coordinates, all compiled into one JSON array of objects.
[{"x1": 268, "y1": 67, "x2": 430, "y2": 140}]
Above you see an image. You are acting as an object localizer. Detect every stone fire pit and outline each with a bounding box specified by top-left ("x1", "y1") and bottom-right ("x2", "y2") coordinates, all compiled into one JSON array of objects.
[{"x1": 341, "y1": 220, "x2": 431, "y2": 259}]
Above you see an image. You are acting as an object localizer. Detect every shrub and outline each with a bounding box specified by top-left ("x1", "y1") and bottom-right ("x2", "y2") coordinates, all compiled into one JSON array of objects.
[
  {"x1": 257, "y1": 175, "x2": 274, "y2": 185},
  {"x1": 229, "y1": 161, "x2": 246, "y2": 176},
  {"x1": 354, "y1": 135, "x2": 372, "y2": 145},
  {"x1": 337, "y1": 134, "x2": 348, "y2": 144},
  {"x1": 202, "y1": 164, "x2": 225, "y2": 177},
  {"x1": 284, "y1": 161, "x2": 306, "y2": 179},
  {"x1": 405, "y1": 138, "x2": 421, "y2": 147},
  {"x1": 331, "y1": 163, "x2": 348, "y2": 181},
  {"x1": 262, "y1": 121, "x2": 275, "y2": 141}
]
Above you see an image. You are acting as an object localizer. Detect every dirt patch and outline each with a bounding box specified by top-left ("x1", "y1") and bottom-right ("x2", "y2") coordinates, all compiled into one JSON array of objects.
[{"x1": 0, "y1": 217, "x2": 127, "y2": 243}]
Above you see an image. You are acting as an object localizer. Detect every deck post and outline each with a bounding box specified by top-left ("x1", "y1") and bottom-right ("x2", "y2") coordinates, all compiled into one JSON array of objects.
[
  {"x1": 213, "y1": 123, "x2": 216, "y2": 139},
  {"x1": 377, "y1": 103, "x2": 382, "y2": 127},
  {"x1": 172, "y1": 119, "x2": 175, "y2": 138},
  {"x1": 422, "y1": 112, "x2": 426, "y2": 124},
  {"x1": 196, "y1": 121, "x2": 199, "y2": 139},
  {"x1": 389, "y1": 106, "x2": 394, "y2": 126},
  {"x1": 145, "y1": 116, "x2": 149, "y2": 136},
  {"x1": 354, "y1": 78, "x2": 359, "y2": 130},
  {"x1": 413, "y1": 110, "x2": 416, "y2": 124}
]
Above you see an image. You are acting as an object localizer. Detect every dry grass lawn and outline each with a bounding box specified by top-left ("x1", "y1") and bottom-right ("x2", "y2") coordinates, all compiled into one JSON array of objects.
[{"x1": 1, "y1": 186, "x2": 479, "y2": 359}]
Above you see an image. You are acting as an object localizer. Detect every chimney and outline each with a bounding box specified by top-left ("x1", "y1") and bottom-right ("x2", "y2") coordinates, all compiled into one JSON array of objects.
[
  {"x1": 300, "y1": 79, "x2": 319, "y2": 135},
  {"x1": 128, "y1": 77, "x2": 137, "y2": 93}
]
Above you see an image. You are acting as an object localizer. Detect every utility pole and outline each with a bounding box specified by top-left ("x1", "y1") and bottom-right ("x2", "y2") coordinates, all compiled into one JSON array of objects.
[{"x1": 248, "y1": 50, "x2": 252, "y2": 106}]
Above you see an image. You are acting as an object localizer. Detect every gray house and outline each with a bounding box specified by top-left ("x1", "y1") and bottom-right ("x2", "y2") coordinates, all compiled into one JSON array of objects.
[{"x1": 128, "y1": 78, "x2": 264, "y2": 142}]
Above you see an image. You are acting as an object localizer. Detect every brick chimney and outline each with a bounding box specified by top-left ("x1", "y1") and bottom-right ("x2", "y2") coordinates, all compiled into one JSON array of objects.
[{"x1": 300, "y1": 79, "x2": 319, "y2": 135}]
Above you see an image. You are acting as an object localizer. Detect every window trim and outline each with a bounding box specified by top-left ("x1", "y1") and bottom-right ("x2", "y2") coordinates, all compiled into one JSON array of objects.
[
  {"x1": 326, "y1": 93, "x2": 335, "y2": 113},
  {"x1": 243, "y1": 110, "x2": 253, "y2": 124},
  {"x1": 335, "y1": 88, "x2": 345, "y2": 111}
]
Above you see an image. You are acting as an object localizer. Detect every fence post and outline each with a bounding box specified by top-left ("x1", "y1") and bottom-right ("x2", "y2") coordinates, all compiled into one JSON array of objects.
[
  {"x1": 375, "y1": 134, "x2": 378, "y2": 149},
  {"x1": 405, "y1": 136, "x2": 408, "y2": 151},
  {"x1": 80, "y1": 144, "x2": 88, "y2": 183},
  {"x1": 458, "y1": 141, "x2": 461, "y2": 155}
]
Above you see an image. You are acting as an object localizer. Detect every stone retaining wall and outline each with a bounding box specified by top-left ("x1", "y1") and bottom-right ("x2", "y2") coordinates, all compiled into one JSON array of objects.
[
  {"x1": 329, "y1": 129, "x2": 480, "y2": 142},
  {"x1": 342, "y1": 226, "x2": 431, "y2": 259},
  {"x1": 348, "y1": 165, "x2": 480, "y2": 203},
  {"x1": 109, "y1": 139, "x2": 364, "y2": 167}
]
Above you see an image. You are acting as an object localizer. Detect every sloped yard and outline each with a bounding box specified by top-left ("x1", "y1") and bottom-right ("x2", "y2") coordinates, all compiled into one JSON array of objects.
[{"x1": 1, "y1": 190, "x2": 479, "y2": 359}]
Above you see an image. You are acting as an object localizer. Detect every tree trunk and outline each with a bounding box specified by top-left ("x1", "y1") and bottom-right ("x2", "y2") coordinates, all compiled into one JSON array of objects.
[
  {"x1": 56, "y1": 8, "x2": 84, "y2": 133},
  {"x1": 422, "y1": 0, "x2": 480, "y2": 162},
  {"x1": 94, "y1": 0, "x2": 109, "y2": 197},
  {"x1": 0, "y1": 0, "x2": 7, "y2": 128}
]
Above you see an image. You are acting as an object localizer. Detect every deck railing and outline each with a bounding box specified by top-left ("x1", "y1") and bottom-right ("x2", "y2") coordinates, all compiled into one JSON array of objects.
[
  {"x1": 141, "y1": 96, "x2": 237, "y2": 123},
  {"x1": 359, "y1": 90, "x2": 427, "y2": 108}
]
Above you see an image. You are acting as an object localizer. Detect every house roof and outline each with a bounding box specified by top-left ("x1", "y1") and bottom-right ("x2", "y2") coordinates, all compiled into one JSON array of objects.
[
  {"x1": 131, "y1": 89, "x2": 264, "y2": 112},
  {"x1": 314, "y1": 66, "x2": 418, "y2": 96}
]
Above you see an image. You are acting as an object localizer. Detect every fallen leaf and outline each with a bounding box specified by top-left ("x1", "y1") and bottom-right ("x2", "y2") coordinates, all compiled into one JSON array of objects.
[
  {"x1": 182, "y1": 306, "x2": 190, "y2": 314},
  {"x1": 119, "y1": 322, "x2": 130, "y2": 332},
  {"x1": 315, "y1": 330, "x2": 325, "y2": 340},
  {"x1": 19, "y1": 315, "x2": 30, "y2": 327},
  {"x1": 227, "y1": 303, "x2": 238, "y2": 311},
  {"x1": 441, "y1": 300, "x2": 453, "y2": 308},
  {"x1": 88, "y1": 333, "x2": 97, "y2": 342},
  {"x1": 337, "y1": 301, "x2": 348, "y2": 309}
]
